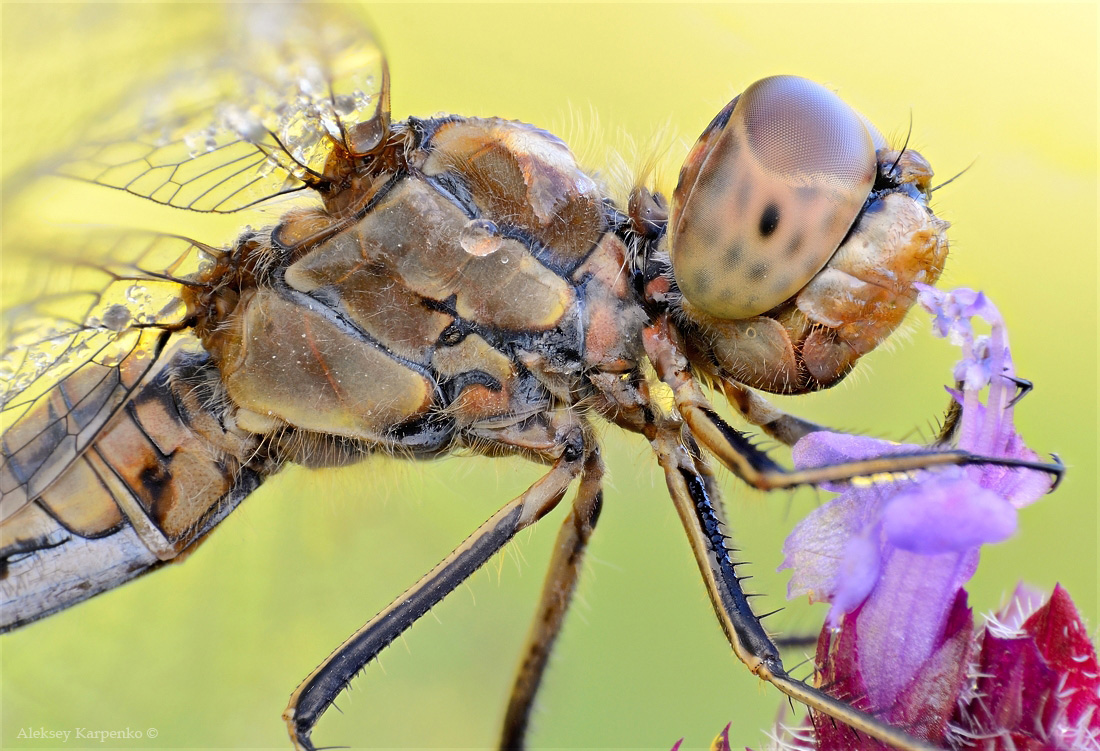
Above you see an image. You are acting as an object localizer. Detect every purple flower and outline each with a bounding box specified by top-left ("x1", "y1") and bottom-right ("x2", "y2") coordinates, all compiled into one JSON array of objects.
[
  {"x1": 777, "y1": 287, "x2": 1075, "y2": 745},
  {"x1": 750, "y1": 586, "x2": 1100, "y2": 750}
]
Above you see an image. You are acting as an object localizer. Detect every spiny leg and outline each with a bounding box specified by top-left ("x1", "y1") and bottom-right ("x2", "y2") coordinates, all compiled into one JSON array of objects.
[
  {"x1": 683, "y1": 436, "x2": 823, "y2": 653},
  {"x1": 643, "y1": 317, "x2": 1063, "y2": 490},
  {"x1": 688, "y1": 413, "x2": 821, "y2": 655},
  {"x1": 720, "y1": 380, "x2": 828, "y2": 446},
  {"x1": 284, "y1": 426, "x2": 588, "y2": 751},
  {"x1": 650, "y1": 426, "x2": 940, "y2": 751},
  {"x1": 724, "y1": 360, "x2": 1038, "y2": 465},
  {"x1": 499, "y1": 447, "x2": 605, "y2": 750}
]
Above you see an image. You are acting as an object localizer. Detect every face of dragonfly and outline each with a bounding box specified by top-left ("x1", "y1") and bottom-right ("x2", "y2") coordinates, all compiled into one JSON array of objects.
[{"x1": 657, "y1": 75, "x2": 948, "y2": 395}]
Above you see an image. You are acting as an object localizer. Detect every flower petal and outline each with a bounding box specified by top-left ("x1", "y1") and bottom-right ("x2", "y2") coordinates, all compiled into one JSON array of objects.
[
  {"x1": 854, "y1": 547, "x2": 977, "y2": 708},
  {"x1": 972, "y1": 428, "x2": 1053, "y2": 507},
  {"x1": 830, "y1": 535, "x2": 880, "y2": 623},
  {"x1": 780, "y1": 493, "x2": 879, "y2": 612},
  {"x1": 886, "y1": 590, "x2": 973, "y2": 741},
  {"x1": 881, "y1": 476, "x2": 1017, "y2": 554}
]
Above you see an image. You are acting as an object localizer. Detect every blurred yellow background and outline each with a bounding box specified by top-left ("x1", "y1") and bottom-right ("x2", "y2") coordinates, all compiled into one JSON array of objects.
[{"x1": 2, "y1": 4, "x2": 1096, "y2": 750}]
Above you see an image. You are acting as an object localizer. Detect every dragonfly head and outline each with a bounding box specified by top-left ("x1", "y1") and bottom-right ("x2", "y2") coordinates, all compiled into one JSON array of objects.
[
  {"x1": 668, "y1": 75, "x2": 878, "y2": 321},
  {"x1": 652, "y1": 75, "x2": 949, "y2": 394}
]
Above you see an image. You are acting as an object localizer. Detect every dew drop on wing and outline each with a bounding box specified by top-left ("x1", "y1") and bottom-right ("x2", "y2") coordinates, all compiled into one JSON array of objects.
[{"x1": 102, "y1": 304, "x2": 132, "y2": 332}]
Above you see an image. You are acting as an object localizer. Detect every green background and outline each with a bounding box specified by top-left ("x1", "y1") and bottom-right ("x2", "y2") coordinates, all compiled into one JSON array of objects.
[{"x1": 2, "y1": 4, "x2": 1096, "y2": 750}]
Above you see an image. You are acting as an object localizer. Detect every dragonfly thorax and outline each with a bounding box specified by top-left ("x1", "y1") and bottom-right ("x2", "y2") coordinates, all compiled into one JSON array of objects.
[{"x1": 184, "y1": 116, "x2": 650, "y2": 466}]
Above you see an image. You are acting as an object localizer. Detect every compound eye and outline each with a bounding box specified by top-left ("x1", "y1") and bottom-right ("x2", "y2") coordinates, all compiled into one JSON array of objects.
[{"x1": 669, "y1": 75, "x2": 876, "y2": 320}]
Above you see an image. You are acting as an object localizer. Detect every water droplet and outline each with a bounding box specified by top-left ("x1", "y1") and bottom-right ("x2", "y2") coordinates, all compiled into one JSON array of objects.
[
  {"x1": 333, "y1": 95, "x2": 357, "y2": 116},
  {"x1": 184, "y1": 132, "x2": 205, "y2": 157},
  {"x1": 220, "y1": 105, "x2": 265, "y2": 144},
  {"x1": 184, "y1": 127, "x2": 218, "y2": 157},
  {"x1": 459, "y1": 219, "x2": 502, "y2": 257},
  {"x1": 102, "y1": 305, "x2": 132, "y2": 332},
  {"x1": 126, "y1": 284, "x2": 148, "y2": 304}
]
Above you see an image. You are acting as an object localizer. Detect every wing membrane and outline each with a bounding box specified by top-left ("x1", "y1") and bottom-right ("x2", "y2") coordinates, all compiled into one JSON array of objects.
[
  {"x1": 56, "y1": 4, "x2": 389, "y2": 213},
  {"x1": 1, "y1": 234, "x2": 215, "y2": 516},
  {"x1": 2, "y1": 4, "x2": 390, "y2": 513}
]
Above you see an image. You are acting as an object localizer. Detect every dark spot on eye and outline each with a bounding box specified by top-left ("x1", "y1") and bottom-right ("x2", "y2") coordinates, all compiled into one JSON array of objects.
[
  {"x1": 691, "y1": 270, "x2": 712, "y2": 296},
  {"x1": 759, "y1": 203, "x2": 780, "y2": 237},
  {"x1": 771, "y1": 276, "x2": 793, "y2": 295},
  {"x1": 696, "y1": 161, "x2": 732, "y2": 199},
  {"x1": 822, "y1": 207, "x2": 845, "y2": 234},
  {"x1": 733, "y1": 175, "x2": 751, "y2": 213},
  {"x1": 785, "y1": 233, "x2": 803, "y2": 257},
  {"x1": 724, "y1": 241, "x2": 744, "y2": 267},
  {"x1": 747, "y1": 262, "x2": 768, "y2": 281},
  {"x1": 796, "y1": 186, "x2": 817, "y2": 203}
]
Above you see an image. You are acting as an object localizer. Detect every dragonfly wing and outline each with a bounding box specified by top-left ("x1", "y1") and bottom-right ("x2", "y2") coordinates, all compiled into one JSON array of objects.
[
  {"x1": 54, "y1": 4, "x2": 390, "y2": 213},
  {"x1": 1, "y1": 233, "x2": 214, "y2": 518}
]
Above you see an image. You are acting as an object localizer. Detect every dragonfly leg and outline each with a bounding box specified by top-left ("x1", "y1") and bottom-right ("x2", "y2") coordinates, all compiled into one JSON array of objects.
[
  {"x1": 644, "y1": 316, "x2": 1064, "y2": 490},
  {"x1": 726, "y1": 369, "x2": 1034, "y2": 449},
  {"x1": 283, "y1": 423, "x2": 589, "y2": 751},
  {"x1": 720, "y1": 380, "x2": 828, "y2": 446},
  {"x1": 935, "y1": 374, "x2": 1032, "y2": 446},
  {"x1": 499, "y1": 447, "x2": 605, "y2": 750},
  {"x1": 650, "y1": 427, "x2": 941, "y2": 751}
]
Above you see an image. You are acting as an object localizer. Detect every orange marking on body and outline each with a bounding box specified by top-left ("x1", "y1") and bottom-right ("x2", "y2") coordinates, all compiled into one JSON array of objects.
[{"x1": 302, "y1": 314, "x2": 345, "y2": 403}]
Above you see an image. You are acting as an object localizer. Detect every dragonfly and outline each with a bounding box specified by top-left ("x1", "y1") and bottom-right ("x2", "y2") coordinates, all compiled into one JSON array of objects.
[{"x1": 0, "y1": 5, "x2": 1062, "y2": 750}]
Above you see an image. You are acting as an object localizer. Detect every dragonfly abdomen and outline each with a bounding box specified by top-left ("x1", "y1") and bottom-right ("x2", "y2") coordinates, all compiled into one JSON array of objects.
[{"x1": 0, "y1": 348, "x2": 266, "y2": 630}]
